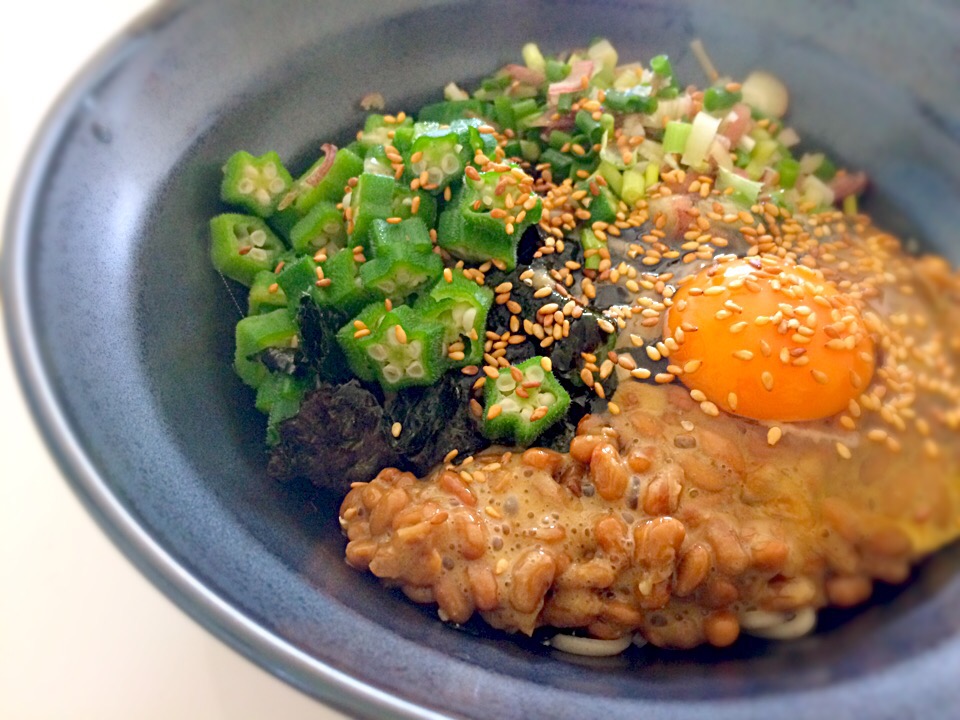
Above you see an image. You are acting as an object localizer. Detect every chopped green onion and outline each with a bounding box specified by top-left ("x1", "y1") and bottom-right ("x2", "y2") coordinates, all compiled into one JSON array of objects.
[
  {"x1": 603, "y1": 85, "x2": 658, "y2": 114},
  {"x1": 662, "y1": 120, "x2": 692, "y2": 154},
  {"x1": 776, "y1": 157, "x2": 801, "y2": 190},
  {"x1": 718, "y1": 166, "x2": 764, "y2": 205},
  {"x1": 681, "y1": 111, "x2": 722, "y2": 169},
  {"x1": 644, "y1": 162, "x2": 660, "y2": 188},
  {"x1": 843, "y1": 194, "x2": 858, "y2": 216},
  {"x1": 522, "y1": 42, "x2": 546, "y2": 72},
  {"x1": 581, "y1": 227, "x2": 604, "y2": 271},
  {"x1": 801, "y1": 174, "x2": 835, "y2": 208},
  {"x1": 621, "y1": 168, "x2": 646, "y2": 205},
  {"x1": 545, "y1": 59, "x2": 571, "y2": 83},
  {"x1": 745, "y1": 139, "x2": 780, "y2": 180},
  {"x1": 703, "y1": 87, "x2": 742, "y2": 112},
  {"x1": 814, "y1": 156, "x2": 838, "y2": 182},
  {"x1": 588, "y1": 38, "x2": 619, "y2": 72},
  {"x1": 597, "y1": 160, "x2": 623, "y2": 197},
  {"x1": 649, "y1": 54, "x2": 674, "y2": 79}
]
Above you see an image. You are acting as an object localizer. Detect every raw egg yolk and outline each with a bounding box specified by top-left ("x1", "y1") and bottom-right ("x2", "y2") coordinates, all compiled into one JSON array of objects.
[{"x1": 666, "y1": 257, "x2": 876, "y2": 422}]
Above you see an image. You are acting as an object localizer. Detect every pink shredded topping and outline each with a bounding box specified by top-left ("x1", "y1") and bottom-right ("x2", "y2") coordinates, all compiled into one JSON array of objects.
[
  {"x1": 503, "y1": 63, "x2": 546, "y2": 87},
  {"x1": 304, "y1": 143, "x2": 338, "y2": 187},
  {"x1": 719, "y1": 103, "x2": 753, "y2": 145},
  {"x1": 830, "y1": 171, "x2": 869, "y2": 201},
  {"x1": 547, "y1": 60, "x2": 595, "y2": 99}
]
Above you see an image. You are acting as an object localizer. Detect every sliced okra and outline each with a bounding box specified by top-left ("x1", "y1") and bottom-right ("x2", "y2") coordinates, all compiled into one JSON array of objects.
[
  {"x1": 482, "y1": 356, "x2": 571, "y2": 446},
  {"x1": 337, "y1": 304, "x2": 446, "y2": 390},
  {"x1": 210, "y1": 213, "x2": 286, "y2": 286},
  {"x1": 220, "y1": 150, "x2": 293, "y2": 218}
]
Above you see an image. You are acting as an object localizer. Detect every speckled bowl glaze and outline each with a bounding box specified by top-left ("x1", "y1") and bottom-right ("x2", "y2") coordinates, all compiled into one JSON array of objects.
[{"x1": 4, "y1": 1, "x2": 960, "y2": 718}]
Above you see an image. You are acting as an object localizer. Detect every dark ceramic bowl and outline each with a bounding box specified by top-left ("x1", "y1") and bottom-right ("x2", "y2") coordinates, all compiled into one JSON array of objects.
[{"x1": 5, "y1": 1, "x2": 960, "y2": 718}]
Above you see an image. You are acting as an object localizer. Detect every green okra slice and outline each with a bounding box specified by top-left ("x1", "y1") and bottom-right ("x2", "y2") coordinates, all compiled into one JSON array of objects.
[
  {"x1": 267, "y1": 204, "x2": 305, "y2": 242},
  {"x1": 437, "y1": 197, "x2": 514, "y2": 269},
  {"x1": 356, "y1": 113, "x2": 414, "y2": 150},
  {"x1": 367, "y1": 217, "x2": 434, "y2": 256},
  {"x1": 210, "y1": 213, "x2": 286, "y2": 286},
  {"x1": 360, "y1": 218, "x2": 443, "y2": 300},
  {"x1": 255, "y1": 372, "x2": 313, "y2": 446},
  {"x1": 347, "y1": 173, "x2": 438, "y2": 249},
  {"x1": 248, "y1": 270, "x2": 288, "y2": 315},
  {"x1": 450, "y1": 117, "x2": 498, "y2": 161},
  {"x1": 406, "y1": 122, "x2": 463, "y2": 193},
  {"x1": 234, "y1": 309, "x2": 299, "y2": 388},
  {"x1": 392, "y1": 184, "x2": 438, "y2": 230},
  {"x1": 277, "y1": 250, "x2": 379, "y2": 318},
  {"x1": 276, "y1": 255, "x2": 320, "y2": 307},
  {"x1": 359, "y1": 250, "x2": 443, "y2": 301},
  {"x1": 417, "y1": 99, "x2": 490, "y2": 124},
  {"x1": 255, "y1": 370, "x2": 310, "y2": 414},
  {"x1": 335, "y1": 301, "x2": 388, "y2": 382},
  {"x1": 437, "y1": 163, "x2": 543, "y2": 271},
  {"x1": 289, "y1": 200, "x2": 346, "y2": 254},
  {"x1": 362, "y1": 144, "x2": 397, "y2": 177},
  {"x1": 220, "y1": 150, "x2": 293, "y2": 218},
  {"x1": 337, "y1": 304, "x2": 446, "y2": 390},
  {"x1": 293, "y1": 146, "x2": 364, "y2": 213},
  {"x1": 482, "y1": 356, "x2": 571, "y2": 446},
  {"x1": 416, "y1": 272, "x2": 493, "y2": 366},
  {"x1": 348, "y1": 172, "x2": 398, "y2": 248},
  {"x1": 312, "y1": 249, "x2": 380, "y2": 317}
]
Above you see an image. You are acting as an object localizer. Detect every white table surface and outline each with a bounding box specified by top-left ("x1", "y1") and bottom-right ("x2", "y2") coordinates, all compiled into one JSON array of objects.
[{"x1": 0, "y1": 3, "x2": 347, "y2": 718}]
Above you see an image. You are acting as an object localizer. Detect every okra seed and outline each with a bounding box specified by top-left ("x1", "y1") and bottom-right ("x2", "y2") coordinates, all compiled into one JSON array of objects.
[
  {"x1": 441, "y1": 154, "x2": 460, "y2": 175},
  {"x1": 496, "y1": 375, "x2": 517, "y2": 393},
  {"x1": 500, "y1": 398, "x2": 520, "y2": 414},
  {"x1": 525, "y1": 366, "x2": 545, "y2": 383},
  {"x1": 407, "y1": 361, "x2": 425, "y2": 378}
]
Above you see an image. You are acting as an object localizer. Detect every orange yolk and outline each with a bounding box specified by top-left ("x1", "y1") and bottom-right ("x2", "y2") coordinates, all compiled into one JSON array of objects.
[{"x1": 665, "y1": 257, "x2": 876, "y2": 422}]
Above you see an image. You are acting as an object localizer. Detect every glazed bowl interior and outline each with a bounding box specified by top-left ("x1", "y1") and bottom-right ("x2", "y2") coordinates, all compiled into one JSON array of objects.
[{"x1": 5, "y1": 0, "x2": 960, "y2": 718}]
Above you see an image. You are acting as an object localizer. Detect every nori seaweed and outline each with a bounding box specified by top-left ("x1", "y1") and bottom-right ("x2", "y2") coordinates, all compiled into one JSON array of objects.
[
  {"x1": 296, "y1": 296, "x2": 352, "y2": 384},
  {"x1": 382, "y1": 372, "x2": 488, "y2": 474},
  {"x1": 268, "y1": 380, "x2": 399, "y2": 490},
  {"x1": 268, "y1": 373, "x2": 489, "y2": 491},
  {"x1": 484, "y1": 229, "x2": 619, "y2": 399}
]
